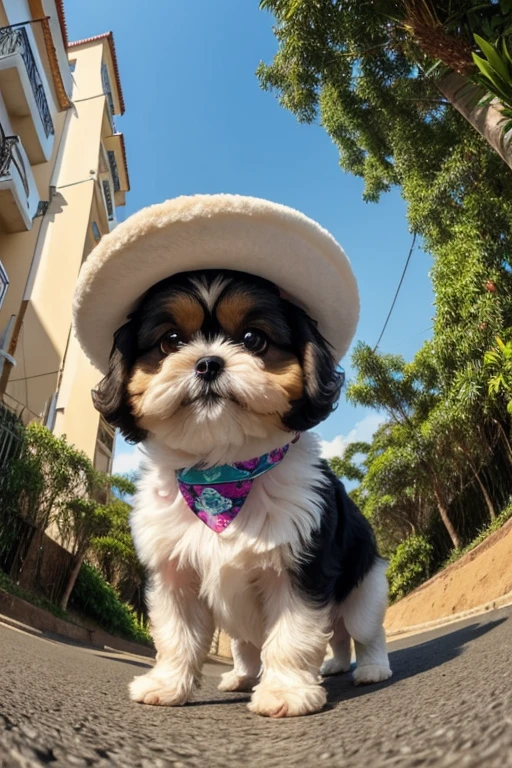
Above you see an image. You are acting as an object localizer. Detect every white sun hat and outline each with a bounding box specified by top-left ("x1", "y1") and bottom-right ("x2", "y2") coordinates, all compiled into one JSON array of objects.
[{"x1": 73, "y1": 194, "x2": 359, "y2": 374}]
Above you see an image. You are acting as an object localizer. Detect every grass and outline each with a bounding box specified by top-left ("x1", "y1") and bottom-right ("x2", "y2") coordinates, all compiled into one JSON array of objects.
[
  {"x1": 442, "y1": 503, "x2": 512, "y2": 569},
  {"x1": 0, "y1": 570, "x2": 69, "y2": 621}
]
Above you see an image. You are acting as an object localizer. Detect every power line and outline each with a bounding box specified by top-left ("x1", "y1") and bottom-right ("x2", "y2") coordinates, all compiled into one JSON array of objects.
[
  {"x1": 9, "y1": 369, "x2": 60, "y2": 383},
  {"x1": 373, "y1": 232, "x2": 417, "y2": 352},
  {"x1": 3, "y1": 391, "x2": 42, "y2": 420}
]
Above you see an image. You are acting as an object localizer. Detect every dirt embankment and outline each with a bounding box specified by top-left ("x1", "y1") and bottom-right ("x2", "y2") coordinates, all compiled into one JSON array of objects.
[{"x1": 385, "y1": 517, "x2": 512, "y2": 634}]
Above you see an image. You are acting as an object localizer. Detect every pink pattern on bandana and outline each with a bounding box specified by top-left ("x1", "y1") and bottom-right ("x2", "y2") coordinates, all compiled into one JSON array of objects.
[{"x1": 176, "y1": 438, "x2": 299, "y2": 533}]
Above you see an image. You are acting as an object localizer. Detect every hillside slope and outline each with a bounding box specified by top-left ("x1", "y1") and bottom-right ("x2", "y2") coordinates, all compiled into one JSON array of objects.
[{"x1": 385, "y1": 517, "x2": 512, "y2": 634}]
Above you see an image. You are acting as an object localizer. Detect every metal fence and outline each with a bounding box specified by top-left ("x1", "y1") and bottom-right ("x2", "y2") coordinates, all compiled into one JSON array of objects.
[
  {"x1": 0, "y1": 404, "x2": 24, "y2": 472},
  {"x1": 0, "y1": 25, "x2": 54, "y2": 137}
]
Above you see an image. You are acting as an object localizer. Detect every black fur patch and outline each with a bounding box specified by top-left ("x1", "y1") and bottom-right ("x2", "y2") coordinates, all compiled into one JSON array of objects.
[
  {"x1": 282, "y1": 303, "x2": 344, "y2": 432},
  {"x1": 290, "y1": 462, "x2": 379, "y2": 605},
  {"x1": 92, "y1": 320, "x2": 147, "y2": 444}
]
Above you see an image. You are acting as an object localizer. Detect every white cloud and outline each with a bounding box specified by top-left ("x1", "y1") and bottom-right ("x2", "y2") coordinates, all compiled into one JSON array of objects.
[
  {"x1": 111, "y1": 412, "x2": 386, "y2": 472},
  {"x1": 320, "y1": 412, "x2": 385, "y2": 460},
  {"x1": 112, "y1": 444, "x2": 145, "y2": 475}
]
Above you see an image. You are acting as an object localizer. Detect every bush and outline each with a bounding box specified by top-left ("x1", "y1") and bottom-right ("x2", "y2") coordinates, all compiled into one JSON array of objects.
[
  {"x1": 0, "y1": 571, "x2": 67, "y2": 620},
  {"x1": 71, "y1": 562, "x2": 151, "y2": 645},
  {"x1": 443, "y1": 503, "x2": 512, "y2": 568},
  {"x1": 387, "y1": 535, "x2": 433, "y2": 604},
  {"x1": 1, "y1": 423, "x2": 93, "y2": 529}
]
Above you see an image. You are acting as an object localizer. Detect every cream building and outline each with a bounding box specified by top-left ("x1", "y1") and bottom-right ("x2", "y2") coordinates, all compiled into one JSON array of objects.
[{"x1": 0, "y1": 0, "x2": 129, "y2": 473}]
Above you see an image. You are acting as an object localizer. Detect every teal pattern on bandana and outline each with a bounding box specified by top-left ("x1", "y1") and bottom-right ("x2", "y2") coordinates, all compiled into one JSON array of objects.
[{"x1": 177, "y1": 437, "x2": 299, "y2": 534}]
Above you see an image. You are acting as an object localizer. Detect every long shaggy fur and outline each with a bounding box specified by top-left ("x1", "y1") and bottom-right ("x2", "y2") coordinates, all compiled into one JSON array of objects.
[{"x1": 93, "y1": 269, "x2": 392, "y2": 717}]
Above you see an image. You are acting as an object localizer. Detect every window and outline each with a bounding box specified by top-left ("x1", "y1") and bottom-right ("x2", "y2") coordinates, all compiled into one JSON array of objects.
[
  {"x1": 94, "y1": 416, "x2": 115, "y2": 479},
  {"x1": 102, "y1": 179, "x2": 114, "y2": 222},
  {"x1": 69, "y1": 59, "x2": 76, "y2": 73},
  {"x1": 0, "y1": 262, "x2": 9, "y2": 310},
  {"x1": 91, "y1": 221, "x2": 101, "y2": 243},
  {"x1": 101, "y1": 62, "x2": 115, "y2": 116},
  {"x1": 97, "y1": 416, "x2": 115, "y2": 454},
  {"x1": 107, "y1": 150, "x2": 120, "y2": 193}
]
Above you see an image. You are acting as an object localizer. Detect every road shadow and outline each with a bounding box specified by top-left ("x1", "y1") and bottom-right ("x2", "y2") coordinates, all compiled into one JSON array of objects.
[
  {"x1": 324, "y1": 616, "x2": 507, "y2": 705},
  {"x1": 97, "y1": 654, "x2": 152, "y2": 669}
]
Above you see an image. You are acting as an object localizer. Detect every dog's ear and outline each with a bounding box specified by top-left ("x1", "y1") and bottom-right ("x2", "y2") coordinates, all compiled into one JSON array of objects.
[
  {"x1": 283, "y1": 304, "x2": 344, "y2": 432},
  {"x1": 92, "y1": 320, "x2": 147, "y2": 444}
]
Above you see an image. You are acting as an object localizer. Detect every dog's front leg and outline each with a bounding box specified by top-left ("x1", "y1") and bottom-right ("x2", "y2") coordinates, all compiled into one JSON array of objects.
[
  {"x1": 248, "y1": 570, "x2": 330, "y2": 718},
  {"x1": 130, "y1": 561, "x2": 213, "y2": 706}
]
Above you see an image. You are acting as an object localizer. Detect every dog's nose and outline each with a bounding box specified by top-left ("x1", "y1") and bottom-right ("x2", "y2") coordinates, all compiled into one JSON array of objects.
[{"x1": 195, "y1": 356, "x2": 224, "y2": 382}]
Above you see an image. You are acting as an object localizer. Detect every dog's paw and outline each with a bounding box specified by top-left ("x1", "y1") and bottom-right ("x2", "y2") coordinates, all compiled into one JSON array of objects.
[
  {"x1": 353, "y1": 664, "x2": 392, "y2": 686},
  {"x1": 129, "y1": 670, "x2": 193, "y2": 706},
  {"x1": 218, "y1": 670, "x2": 257, "y2": 693},
  {"x1": 248, "y1": 682, "x2": 326, "y2": 718},
  {"x1": 321, "y1": 657, "x2": 351, "y2": 677}
]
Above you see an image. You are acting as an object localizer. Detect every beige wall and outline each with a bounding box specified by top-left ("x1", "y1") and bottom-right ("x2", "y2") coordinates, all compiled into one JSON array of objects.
[
  {"x1": 0, "y1": 109, "x2": 67, "y2": 318},
  {"x1": 4, "y1": 91, "x2": 103, "y2": 419},
  {"x1": 2, "y1": 33, "x2": 125, "y2": 471},
  {"x1": 53, "y1": 331, "x2": 102, "y2": 460}
]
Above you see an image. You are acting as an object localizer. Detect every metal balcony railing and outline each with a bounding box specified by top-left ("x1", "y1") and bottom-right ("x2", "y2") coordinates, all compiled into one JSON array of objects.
[
  {"x1": 0, "y1": 25, "x2": 54, "y2": 137},
  {"x1": 102, "y1": 179, "x2": 114, "y2": 221},
  {"x1": 0, "y1": 261, "x2": 8, "y2": 309},
  {"x1": 101, "y1": 62, "x2": 116, "y2": 133},
  {"x1": 0, "y1": 404, "x2": 24, "y2": 472},
  {"x1": 0, "y1": 123, "x2": 30, "y2": 197},
  {"x1": 107, "y1": 149, "x2": 120, "y2": 193}
]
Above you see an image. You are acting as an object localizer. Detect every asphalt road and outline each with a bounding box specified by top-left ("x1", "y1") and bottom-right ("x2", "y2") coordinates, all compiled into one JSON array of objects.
[{"x1": 0, "y1": 606, "x2": 511, "y2": 768}]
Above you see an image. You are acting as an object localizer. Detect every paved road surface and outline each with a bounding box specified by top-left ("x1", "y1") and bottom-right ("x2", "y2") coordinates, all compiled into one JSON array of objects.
[{"x1": 1, "y1": 606, "x2": 511, "y2": 768}]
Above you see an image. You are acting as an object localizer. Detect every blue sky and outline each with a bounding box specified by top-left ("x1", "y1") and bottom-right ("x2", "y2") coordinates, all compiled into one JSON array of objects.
[{"x1": 65, "y1": 0, "x2": 434, "y2": 472}]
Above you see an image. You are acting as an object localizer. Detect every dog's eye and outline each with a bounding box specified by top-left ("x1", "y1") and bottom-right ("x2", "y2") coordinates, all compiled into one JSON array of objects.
[
  {"x1": 160, "y1": 332, "x2": 184, "y2": 355},
  {"x1": 242, "y1": 329, "x2": 269, "y2": 355}
]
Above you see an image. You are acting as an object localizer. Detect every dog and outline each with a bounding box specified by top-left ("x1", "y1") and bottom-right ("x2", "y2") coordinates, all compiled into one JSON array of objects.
[{"x1": 92, "y1": 268, "x2": 392, "y2": 718}]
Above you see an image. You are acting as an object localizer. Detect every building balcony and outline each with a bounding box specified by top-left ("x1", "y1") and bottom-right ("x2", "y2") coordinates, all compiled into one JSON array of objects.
[
  {"x1": 103, "y1": 132, "x2": 130, "y2": 207},
  {"x1": 0, "y1": 25, "x2": 55, "y2": 164},
  {"x1": 0, "y1": 260, "x2": 8, "y2": 309},
  {"x1": 0, "y1": 127, "x2": 40, "y2": 232}
]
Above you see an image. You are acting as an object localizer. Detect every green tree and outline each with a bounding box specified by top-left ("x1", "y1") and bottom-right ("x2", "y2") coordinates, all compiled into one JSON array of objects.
[
  {"x1": 57, "y1": 499, "x2": 112, "y2": 610},
  {"x1": 258, "y1": 0, "x2": 512, "y2": 402},
  {"x1": 91, "y1": 496, "x2": 145, "y2": 612},
  {"x1": 356, "y1": 421, "x2": 432, "y2": 554},
  {"x1": 258, "y1": 0, "x2": 512, "y2": 170},
  {"x1": 485, "y1": 334, "x2": 512, "y2": 415},
  {"x1": 387, "y1": 534, "x2": 434, "y2": 602},
  {"x1": 347, "y1": 343, "x2": 462, "y2": 548},
  {"x1": 258, "y1": 0, "x2": 512, "y2": 559},
  {"x1": 328, "y1": 441, "x2": 370, "y2": 483},
  {"x1": 55, "y1": 472, "x2": 137, "y2": 610},
  {"x1": 16, "y1": 424, "x2": 94, "y2": 531}
]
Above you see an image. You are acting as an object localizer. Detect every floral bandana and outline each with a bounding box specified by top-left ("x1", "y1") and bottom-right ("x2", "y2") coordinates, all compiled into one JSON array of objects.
[{"x1": 177, "y1": 437, "x2": 299, "y2": 533}]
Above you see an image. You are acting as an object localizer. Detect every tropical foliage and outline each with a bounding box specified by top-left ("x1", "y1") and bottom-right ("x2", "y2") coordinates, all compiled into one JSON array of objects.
[
  {"x1": 71, "y1": 562, "x2": 150, "y2": 644},
  {"x1": 261, "y1": 0, "x2": 512, "y2": 599},
  {"x1": 387, "y1": 535, "x2": 433, "y2": 603},
  {"x1": 0, "y1": 423, "x2": 145, "y2": 639},
  {"x1": 485, "y1": 335, "x2": 512, "y2": 414}
]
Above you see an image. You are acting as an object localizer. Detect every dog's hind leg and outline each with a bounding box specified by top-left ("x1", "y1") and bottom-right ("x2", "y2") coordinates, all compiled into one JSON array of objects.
[
  {"x1": 340, "y1": 559, "x2": 392, "y2": 686},
  {"x1": 218, "y1": 639, "x2": 261, "y2": 692},
  {"x1": 321, "y1": 616, "x2": 352, "y2": 676}
]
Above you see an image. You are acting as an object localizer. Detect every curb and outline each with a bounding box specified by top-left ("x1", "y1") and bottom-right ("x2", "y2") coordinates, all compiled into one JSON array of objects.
[
  {"x1": 3, "y1": 584, "x2": 511, "y2": 661},
  {"x1": 386, "y1": 589, "x2": 512, "y2": 641},
  {"x1": 0, "y1": 588, "x2": 155, "y2": 658}
]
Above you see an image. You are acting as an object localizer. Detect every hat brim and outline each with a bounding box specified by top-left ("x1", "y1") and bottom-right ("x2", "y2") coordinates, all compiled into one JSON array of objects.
[{"x1": 73, "y1": 194, "x2": 359, "y2": 375}]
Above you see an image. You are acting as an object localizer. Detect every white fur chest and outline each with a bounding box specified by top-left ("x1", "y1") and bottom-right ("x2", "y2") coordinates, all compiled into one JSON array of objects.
[{"x1": 130, "y1": 433, "x2": 326, "y2": 645}]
